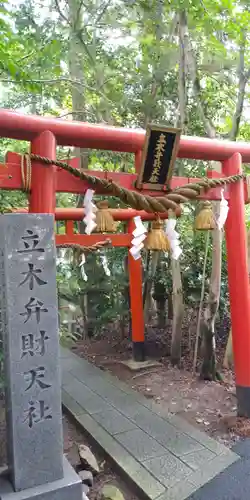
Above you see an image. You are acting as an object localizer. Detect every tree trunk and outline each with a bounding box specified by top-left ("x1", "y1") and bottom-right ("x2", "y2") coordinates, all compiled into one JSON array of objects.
[
  {"x1": 177, "y1": 11, "x2": 188, "y2": 129},
  {"x1": 193, "y1": 231, "x2": 210, "y2": 373},
  {"x1": 170, "y1": 257, "x2": 184, "y2": 366},
  {"x1": 153, "y1": 258, "x2": 168, "y2": 329},
  {"x1": 168, "y1": 294, "x2": 173, "y2": 320},
  {"x1": 223, "y1": 328, "x2": 233, "y2": 369},
  {"x1": 179, "y1": 12, "x2": 249, "y2": 377},
  {"x1": 142, "y1": 0, "x2": 165, "y2": 318},
  {"x1": 143, "y1": 250, "x2": 158, "y2": 324},
  {"x1": 155, "y1": 300, "x2": 167, "y2": 328},
  {"x1": 200, "y1": 202, "x2": 222, "y2": 380},
  {"x1": 180, "y1": 10, "x2": 219, "y2": 378},
  {"x1": 67, "y1": 0, "x2": 92, "y2": 334},
  {"x1": 168, "y1": 11, "x2": 188, "y2": 366}
]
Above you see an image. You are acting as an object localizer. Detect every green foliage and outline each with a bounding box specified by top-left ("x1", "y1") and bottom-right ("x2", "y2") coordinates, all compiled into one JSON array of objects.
[
  {"x1": 59, "y1": 325, "x2": 80, "y2": 349},
  {"x1": 57, "y1": 246, "x2": 129, "y2": 335}
]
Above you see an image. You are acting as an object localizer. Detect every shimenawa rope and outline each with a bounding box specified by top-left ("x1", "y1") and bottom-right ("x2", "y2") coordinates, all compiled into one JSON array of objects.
[
  {"x1": 56, "y1": 240, "x2": 111, "y2": 252},
  {"x1": 21, "y1": 154, "x2": 32, "y2": 192},
  {"x1": 21, "y1": 153, "x2": 247, "y2": 213}
]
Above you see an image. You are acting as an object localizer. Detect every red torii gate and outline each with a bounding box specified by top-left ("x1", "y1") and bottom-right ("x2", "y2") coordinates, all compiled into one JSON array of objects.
[{"x1": 0, "y1": 109, "x2": 250, "y2": 416}]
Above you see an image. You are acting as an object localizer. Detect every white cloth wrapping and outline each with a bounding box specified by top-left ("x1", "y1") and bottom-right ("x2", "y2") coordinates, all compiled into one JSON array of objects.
[
  {"x1": 216, "y1": 189, "x2": 229, "y2": 230},
  {"x1": 83, "y1": 189, "x2": 97, "y2": 235},
  {"x1": 165, "y1": 219, "x2": 182, "y2": 260}
]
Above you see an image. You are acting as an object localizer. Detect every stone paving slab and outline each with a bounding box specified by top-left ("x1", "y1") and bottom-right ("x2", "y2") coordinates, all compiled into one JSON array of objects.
[
  {"x1": 60, "y1": 347, "x2": 239, "y2": 500},
  {"x1": 93, "y1": 408, "x2": 137, "y2": 435},
  {"x1": 115, "y1": 428, "x2": 168, "y2": 462}
]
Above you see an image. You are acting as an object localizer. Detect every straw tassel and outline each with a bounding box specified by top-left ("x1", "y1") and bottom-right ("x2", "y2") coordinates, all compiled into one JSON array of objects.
[
  {"x1": 194, "y1": 201, "x2": 216, "y2": 230},
  {"x1": 94, "y1": 200, "x2": 117, "y2": 233},
  {"x1": 144, "y1": 220, "x2": 170, "y2": 251}
]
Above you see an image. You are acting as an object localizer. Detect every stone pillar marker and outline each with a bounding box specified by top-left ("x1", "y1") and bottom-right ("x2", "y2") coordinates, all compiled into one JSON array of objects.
[{"x1": 0, "y1": 214, "x2": 82, "y2": 500}]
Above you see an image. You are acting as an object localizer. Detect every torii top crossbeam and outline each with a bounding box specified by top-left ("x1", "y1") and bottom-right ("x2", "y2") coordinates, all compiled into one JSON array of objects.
[{"x1": 1, "y1": 109, "x2": 250, "y2": 161}]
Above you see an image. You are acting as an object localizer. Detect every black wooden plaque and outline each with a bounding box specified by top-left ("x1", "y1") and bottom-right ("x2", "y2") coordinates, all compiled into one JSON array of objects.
[{"x1": 136, "y1": 124, "x2": 181, "y2": 188}]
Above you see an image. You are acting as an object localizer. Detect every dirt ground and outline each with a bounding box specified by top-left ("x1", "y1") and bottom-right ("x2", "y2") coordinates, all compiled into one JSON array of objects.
[{"x1": 72, "y1": 323, "x2": 243, "y2": 449}]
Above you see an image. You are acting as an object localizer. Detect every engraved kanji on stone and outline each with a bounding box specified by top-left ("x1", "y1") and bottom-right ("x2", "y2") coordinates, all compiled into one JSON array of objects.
[
  {"x1": 1, "y1": 214, "x2": 66, "y2": 491},
  {"x1": 24, "y1": 366, "x2": 51, "y2": 391},
  {"x1": 19, "y1": 263, "x2": 47, "y2": 290},
  {"x1": 21, "y1": 331, "x2": 49, "y2": 358},
  {"x1": 18, "y1": 229, "x2": 45, "y2": 254},
  {"x1": 23, "y1": 400, "x2": 52, "y2": 428},
  {"x1": 20, "y1": 297, "x2": 48, "y2": 324}
]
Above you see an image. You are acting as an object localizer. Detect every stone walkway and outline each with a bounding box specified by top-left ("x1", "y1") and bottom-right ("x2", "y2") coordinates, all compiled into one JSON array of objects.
[{"x1": 60, "y1": 347, "x2": 239, "y2": 500}]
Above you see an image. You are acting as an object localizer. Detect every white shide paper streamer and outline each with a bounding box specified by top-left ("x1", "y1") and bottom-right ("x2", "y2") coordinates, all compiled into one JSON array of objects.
[{"x1": 129, "y1": 216, "x2": 147, "y2": 260}]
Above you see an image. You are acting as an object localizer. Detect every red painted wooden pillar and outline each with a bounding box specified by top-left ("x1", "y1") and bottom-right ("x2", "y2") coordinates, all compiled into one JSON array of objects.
[
  {"x1": 29, "y1": 130, "x2": 57, "y2": 213},
  {"x1": 127, "y1": 218, "x2": 145, "y2": 361},
  {"x1": 223, "y1": 153, "x2": 250, "y2": 416},
  {"x1": 134, "y1": 150, "x2": 142, "y2": 174}
]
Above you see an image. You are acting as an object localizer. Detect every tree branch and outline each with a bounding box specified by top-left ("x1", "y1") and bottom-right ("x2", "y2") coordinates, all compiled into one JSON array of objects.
[
  {"x1": 16, "y1": 51, "x2": 36, "y2": 64},
  {"x1": 1, "y1": 76, "x2": 85, "y2": 86},
  {"x1": 57, "y1": 110, "x2": 105, "y2": 121},
  {"x1": 75, "y1": 30, "x2": 96, "y2": 65},
  {"x1": 181, "y1": 11, "x2": 217, "y2": 138},
  {"x1": 1, "y1": 77, "x2": 113, "y2": 103},
  {"x1": 189, "y1": 53, "x2": 217, "y2": 138},
  {"x1": 176, "y1": 11, "x2": 188, "y2": 129},
  {"x1": 95, "y1": 0, "x2": 112, "y2": 25},
  {"x1": 54, "y1": 0, "x2": 69, "y2": 23},
  {"x1": 76, "y1": 0, "x2": 85, "y2": 20},
  {"x1": 229, "y1": 34, "x2": 248, "y2": 141}
]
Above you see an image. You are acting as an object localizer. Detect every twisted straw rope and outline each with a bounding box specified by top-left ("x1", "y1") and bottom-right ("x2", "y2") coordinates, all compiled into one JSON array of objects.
[
  {"x1": 27, "y1": 154, "x2": 246, "y2": 213},
  {"x1": 57, "y1": 239, "x2": 111, "y2": 253},
  {"x1": 21, "y1": 154, "x2": 32, "y2": 192}
]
